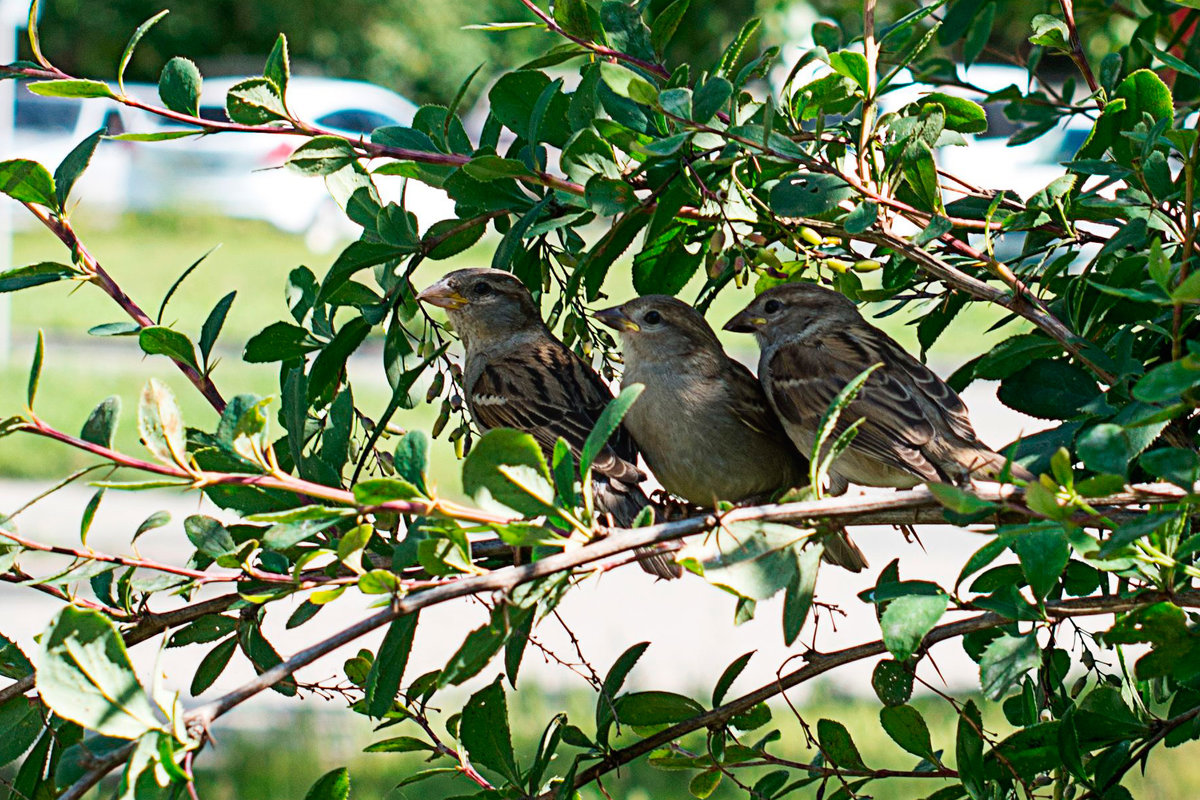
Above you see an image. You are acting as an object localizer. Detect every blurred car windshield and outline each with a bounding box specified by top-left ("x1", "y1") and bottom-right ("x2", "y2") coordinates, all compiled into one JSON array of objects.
[
  {"x1": 16, "y1": 94, "x2": 81, "y2": 134},
  {"x1": 314, "y1": 109, "x2": 397, "y2": 134}
]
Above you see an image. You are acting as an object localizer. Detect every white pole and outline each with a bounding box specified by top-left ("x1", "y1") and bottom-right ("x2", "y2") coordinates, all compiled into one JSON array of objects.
[{"x1": 0, "y1": 1, "x2": 20, "y2": 366}]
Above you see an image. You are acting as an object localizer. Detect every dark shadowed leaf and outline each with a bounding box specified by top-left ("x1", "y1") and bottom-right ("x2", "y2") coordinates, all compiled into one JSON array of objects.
[{"x1": 461, "y1": 677, "x2": 521, "y2": 783}]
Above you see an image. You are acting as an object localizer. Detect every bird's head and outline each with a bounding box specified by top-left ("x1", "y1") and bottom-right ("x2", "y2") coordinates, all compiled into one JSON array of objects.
[
  {"x1": 417, "y1": 268, "x2": 542, "y2": 348},
  {"x1": 595, "y1": 295, "x2": 723, "y2": 365},
  {"x1": 723, "y1": 282, "x2": 859, "y2": 345}
]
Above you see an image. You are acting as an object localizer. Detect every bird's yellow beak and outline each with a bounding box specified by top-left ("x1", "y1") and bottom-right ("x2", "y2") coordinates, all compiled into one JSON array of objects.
[
  {"x1": 723, "y1": 310, "x2": 765, "y2": 333},
  {"x1": 417, "y1": 280, "x2": 468, "y2": 310},
  {"x1": 594, "y1": 306, "x2": 639, "y2": 332}
]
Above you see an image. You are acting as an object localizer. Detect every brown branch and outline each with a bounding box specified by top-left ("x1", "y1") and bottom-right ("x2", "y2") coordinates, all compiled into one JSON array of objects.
[
  {"x1": 0, "y1": 593, "x2": 239, "y2": 707},
  {"x1": 517, "y1": 0, "x2": 671, "y2": 80},
  {"x1": 20, "y1": 416, "x2": 513, "y2": 526},
  {"x1": 21, "y1": 204, "x2": 227, "y2": 412},
  {"x1": 539, "y1": 592, "x2": 1190, "y2": 799},
  {"x1": 1057, "y1": 0, "x2": 1101, "y2": 98}
]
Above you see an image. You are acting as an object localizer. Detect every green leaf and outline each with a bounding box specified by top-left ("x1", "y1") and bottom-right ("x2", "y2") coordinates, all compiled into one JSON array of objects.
[
  {"x1": 632, "y1": 223, "x2": 703, "y2": 295},
  {"x1": 828, "y1": 51, "x2": 869, "y2": 89},
  {"x1": 553, "y1": 0, "x2": 592, "y2": 38},
  {"x1": 771, "y1": 172, "x2": 854, "y2": 217},
  {"x1": 364, "y1": 736, "x2": 436, "y2": 753},
  {"x1": 880, "y1": 705, "x2": 936, "y2": 760},
  {"x1": 353, "y1": 478, "x2": 423, "y2": 505},
  {"x1": 1141, "y1": 447, "x2": 1200, "y2": 490},
  {"x1": 318, "y1": 241, "x2": 410, "y2": 302},
  {"x1": 880, "y1": 593, "x2": 948, "y2": 661},
  {"x1": 585, "y1": 174, "x2": 639, "y2": 216},
  {"x1": 599, "y1": 62, "x2": 659, "y2": 105},
  {"x1": 581, "y1": 384, "x2": 643, "y2": 476},
  {"x1": 596, "y1": 641, "x2": 649, "y2": 744},
  {"x1": 243, "y1": 321, "x2": 324, "y2": 363},
  {"x1": 927, "y1": 483, "x2": 999, "y2": 515},
  {"x1": 79, "y1": 488, "x2": 104, "y2": 545},
  {"x1": 997, "y1": 360, "x2": 1099, "y2": 419},
  {"x1": 1010, "y1": 525, "x2": 1069, "y2": 600},
  {"x1": 980, "y1": 633, "x2": 1040, "y2": 699},
  {"x1": 1076, "y1": 423, "x2": 1132, "y2": 476},
  {"x1": 917, "y1": 92, "x2": 988, "y2": 133},
  {"x1": 956, "y1": 700, "x2": 986, "y2": 799},
  {"x1": 680, "y1": 520, "x2": 806, "y2": 602},
  {"x1": 651, "y1": 0, "x2": 690, "y2": 55},
  {"x1": 34, "y1": 606, "x2": 165, "y2": 738},
  {"x1": 118, "y1": 10, "x2": 169, "y2": 94},
  {"x1": 461, "y1": 676, "x2": 521, "y2": 784},
  {"x1": 712, "y1": 651, "x2": 753, "y2": 706},
  {"x1": 872, "y1": 659, "x2": 913, "y2": 706},
  {"x1": 0, "y1": 696, "x2": 44, "y2": 768},
  {"x1": 371, "y1": 124, "x2": 438, "y2": 153},
  {"x1": 689, "y1": 770, "x2": 722, "y2": 799},
  {"x1": 1028, "y1": 14, "x2": 1069, "y2": 49},
  {"x1": 365, "y1": 613, "x2": 419, "y2": 718},
  {"x1": 0, "y1": 261, "x2": 75, "y2": 293},
  {"x1": 139, "y1": 326, "x2": 200, "y2": 371},
  {"x1": 158, "y1": 57, "x2": 202, "y2": 116},
  {"x1": 199, "y1": 291, "x2": 236, "y2": 366},
  {"x1": 27, "y1": 79, "x2": 116, "y2": 99},
  {"x1": 462, "y1": 429, "x2": 554, "y2": 516},
  {"x1": 55, "y1": 127, "x2": 105, "y2": 209},
  {"x1": 692, "y1": 76, "x2": 732, "y2": 123},
  {"x1": 80, "y1": 396, "x2": 120, "y2": 448},
  {"x1": 614, "y1": 691, "x2": 705, "y2": 726},
  {"x1": 138, "y1": 378, "x2": 186, "y2": 465},
  {"x1": 782, "y1": 542, "x2": 822, "y2": 645},
  {"x1": 601, "y1": 1, "x2": 656, "y2": 60},
  {"x1": 0, "y1": 635, "x2": 33, "y2": 680},
  {"x1": 424, "y1": 217, "x2": 487, "y2": 260},
  {"x1": 817, "y1": 718, "x2": 867, "y2": 769},
  {"x1": 1134, "y1": 355, "x2": 1200, "y2": 404},
  {"x1": 190, "y1": 636, "x2": 237, "y2": 695},
  {"x1": 287, "y1": 136, "x2": 357, "y2": 175},
  {"x1": 304, "y1": 767, "x2": 350, "y2": 800},
  {"x1": 264, "y1": 33, "x2": 290, "y2": 96},
  {"x1": 394, "y1": 431, "x2": 430, "y2": 494},
  {"x1": 226, "y1": 77, "x2": 288, "y2": 125},
  {"x1": 0, "y1": 159, "x2": 55, "y2": 206},
  {"x1": 27, "y1": 330, "x2": 43, "y2": 408},
  {"x1": 184, "y1": 515, "x2": 236, "y2": 558},
  {"x1": 166, "y1": 614, "x2": 235, "y2": 647}
]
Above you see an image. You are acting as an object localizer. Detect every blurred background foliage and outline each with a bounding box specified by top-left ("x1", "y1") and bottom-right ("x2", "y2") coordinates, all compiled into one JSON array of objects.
[{"x1": 24, "y1": 0, "x2": 1148, "y2": 104}]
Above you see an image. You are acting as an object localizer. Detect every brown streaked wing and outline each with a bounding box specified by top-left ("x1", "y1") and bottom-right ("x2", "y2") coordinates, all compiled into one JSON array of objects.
[
  {"x1": 766, "y1": 335, "x2": 939, "y2": 479},
  {"x1": 468, "y1": 340, "x2": 643, "y2": 484},
  {"x1": 868, "y1": 330, "x2": 977, "y2": 443}
]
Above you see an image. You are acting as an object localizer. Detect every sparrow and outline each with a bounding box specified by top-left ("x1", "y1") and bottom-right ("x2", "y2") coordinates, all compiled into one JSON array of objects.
[
  {"x1": 595, "y1": 295, "x2": 867, "y2": 572},
  {"x1": 416, "y1": 267, "x2": 680, "y2": 579},
  {"x1": 724, "y1": 282, "x2": 1031, "y2": 494}
]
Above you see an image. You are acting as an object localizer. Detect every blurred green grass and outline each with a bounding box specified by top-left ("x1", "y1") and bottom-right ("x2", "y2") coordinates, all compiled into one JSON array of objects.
[
  {"x1": 1, "y1": 212, "x2": 1025, "y2": 483},
  {"x1": 189, "y1": 686, "x2": 1194, "y2": 800}
]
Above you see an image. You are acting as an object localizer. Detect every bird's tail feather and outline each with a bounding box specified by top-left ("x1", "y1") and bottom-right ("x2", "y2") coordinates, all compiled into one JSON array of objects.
[
  {"x1": 821, "y1": 529, "x2": 869, "y2": 573},
  {"x1": 594, "y1": 478, "x2": 682, "y2": 580}
]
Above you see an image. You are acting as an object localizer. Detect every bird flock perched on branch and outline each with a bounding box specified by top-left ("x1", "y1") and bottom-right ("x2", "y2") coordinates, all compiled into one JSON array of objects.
[{"x1": 418, "y1": 267, "x2": 1030, "y2": 579}]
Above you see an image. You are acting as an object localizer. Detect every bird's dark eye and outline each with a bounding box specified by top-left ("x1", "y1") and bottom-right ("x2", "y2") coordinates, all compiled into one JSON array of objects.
[
  {"x1": 472, "y1": 281, "x2": 493, "y2": 297},
  {"x1": 764, "y1": 299, "x2": 782, "y2": 314},
  {"x1": 644, "y1": 310, "x2": 662, "y2": 325}
]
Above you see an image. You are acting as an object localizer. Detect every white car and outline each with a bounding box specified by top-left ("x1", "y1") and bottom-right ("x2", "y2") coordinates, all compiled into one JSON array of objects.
[
  {"x1": 5, "y1": 82, "x2": 157, "y2": 225},
  {"x1": 127, "y1": 76, "x2": 456, "y2": 251}
]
